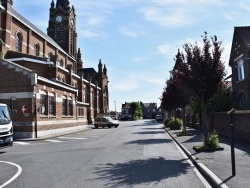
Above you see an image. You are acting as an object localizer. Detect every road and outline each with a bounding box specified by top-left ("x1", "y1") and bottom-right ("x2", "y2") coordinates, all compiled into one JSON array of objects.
[{"x1": 0, "y1": 120, "x2": 209, "y2": 188}]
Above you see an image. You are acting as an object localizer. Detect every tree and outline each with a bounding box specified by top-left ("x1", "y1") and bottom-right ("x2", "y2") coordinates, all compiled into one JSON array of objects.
[
  {"x1": 176, "y1": 32, "x2": 226, "y2": 145},
  {"x1": 161, "y1": 50, "x2": 191, "y2": 133},
  {"x1": 130, "y1": 102, "x2": 141, "y2": 120}
]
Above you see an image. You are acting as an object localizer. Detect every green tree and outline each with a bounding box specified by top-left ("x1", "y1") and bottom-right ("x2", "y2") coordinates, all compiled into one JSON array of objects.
[{"x1": 130, "y1": 102, "x2": 141, "y2": 120}]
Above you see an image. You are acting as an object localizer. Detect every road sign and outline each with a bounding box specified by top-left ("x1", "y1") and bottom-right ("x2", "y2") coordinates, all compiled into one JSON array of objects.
[{"x1": 22, "y1": 105, "x2": 27, "y2": 114}]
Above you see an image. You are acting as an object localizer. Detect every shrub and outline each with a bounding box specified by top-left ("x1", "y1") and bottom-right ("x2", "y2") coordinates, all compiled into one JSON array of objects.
[
  {"x1": 202, "y1": 132, "x2": 220, "y2": 148},
  {"x1": 164, "y1": 117, "x2": 174, "y2": 128},
  {"x1": 166, "y1": 117, "x2": 183, "y2": 130}
]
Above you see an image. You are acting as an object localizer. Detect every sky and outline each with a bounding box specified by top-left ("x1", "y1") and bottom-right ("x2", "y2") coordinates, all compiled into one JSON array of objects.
[{"x1": 12, "y1": 0, "x2": 250, "y2": 112}]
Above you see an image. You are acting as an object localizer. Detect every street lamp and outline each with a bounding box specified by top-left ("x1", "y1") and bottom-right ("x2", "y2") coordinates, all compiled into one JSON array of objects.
[{"x1": 114, "y1": 100, "x2": 116, "y2": 119}]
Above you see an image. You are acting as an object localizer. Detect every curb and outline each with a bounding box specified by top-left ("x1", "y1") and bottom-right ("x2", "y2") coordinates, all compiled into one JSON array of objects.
[{"x1": 165, "y1": 129, "x2": 229, "y2": 188}]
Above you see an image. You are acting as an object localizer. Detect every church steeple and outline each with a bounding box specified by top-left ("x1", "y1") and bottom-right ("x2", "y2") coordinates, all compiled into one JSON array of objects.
[
  {"x1": 56, "y1": 0, "x2": 69, "y2": 9},
  {"x1": 48, "y1": 0, "x2": 77, "y2": 58}
]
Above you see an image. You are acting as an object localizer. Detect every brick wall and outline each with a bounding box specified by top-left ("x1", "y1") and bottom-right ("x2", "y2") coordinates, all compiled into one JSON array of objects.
[{"x1": 187, "y1": 111, "x2": 250, "y2": 143}]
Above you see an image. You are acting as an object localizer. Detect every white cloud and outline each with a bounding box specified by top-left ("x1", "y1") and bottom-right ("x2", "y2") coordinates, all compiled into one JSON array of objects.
[
  {"x1": 79, "y1": 29, "x2": 106, "y2": 39},
  {"x1": 140, "y1": 7, "x2": 196, "y2": 28},
  {"x1": 132, "y1": 57, "x2": 145, "y2": 62},
  {"x1": 119, "y1": 27, "x2": 139, "y2": 38}
]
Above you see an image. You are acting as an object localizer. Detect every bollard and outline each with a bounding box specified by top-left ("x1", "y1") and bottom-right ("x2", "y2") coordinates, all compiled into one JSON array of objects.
[{"x1": 231, "y1": 123, "x2": 236, "y2": 176}]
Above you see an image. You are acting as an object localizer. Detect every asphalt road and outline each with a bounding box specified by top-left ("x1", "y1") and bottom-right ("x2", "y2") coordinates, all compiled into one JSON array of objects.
[{"x1": 0, "y1": 120, "x2": 208, "y2": 188}]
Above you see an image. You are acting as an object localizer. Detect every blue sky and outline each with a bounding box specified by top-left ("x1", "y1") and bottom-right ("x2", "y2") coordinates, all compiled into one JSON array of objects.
[{"x1": 12, "y1": 0, "x2": 250, "y2": 111}]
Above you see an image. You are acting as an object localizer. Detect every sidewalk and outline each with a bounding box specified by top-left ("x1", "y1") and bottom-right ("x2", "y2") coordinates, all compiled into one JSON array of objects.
[
  {"x1": 167, "y1": 128, "x2": 250, "y2": 188},
  {"x1": 14, "y1": 125, "x2": 94, "y2": 141}
]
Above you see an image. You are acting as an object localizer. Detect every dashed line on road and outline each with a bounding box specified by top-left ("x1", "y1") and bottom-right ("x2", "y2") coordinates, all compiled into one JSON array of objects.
[
  {"x1": 58, "y1": 137, "x2": 88, "y2": 140},
  {"x1": 13, "y1": 141, "x2": 31, "y2": 145},
  {"x1": 45, "y1": 139, "x2": 63, "y2": 143},
  {"x1": 0, "y1": 161, "x2": 22, "y2": 188}
]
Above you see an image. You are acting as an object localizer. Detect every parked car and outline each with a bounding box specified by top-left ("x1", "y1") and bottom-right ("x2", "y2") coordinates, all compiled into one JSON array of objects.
[
  {"x1": 119, "y1": 116, "x2": 130, "y2": 121},
  {"x1": 94, "y1": 116, "x2": 119, "y2": 128},
  {"x1": 155, "y1": 115, "x2": 163, "y2": 122}
]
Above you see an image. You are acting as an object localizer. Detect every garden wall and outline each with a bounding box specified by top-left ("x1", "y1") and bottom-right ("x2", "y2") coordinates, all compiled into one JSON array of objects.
[{"x1": 186, "y1": 110, "x2": 250, "y2": 143}]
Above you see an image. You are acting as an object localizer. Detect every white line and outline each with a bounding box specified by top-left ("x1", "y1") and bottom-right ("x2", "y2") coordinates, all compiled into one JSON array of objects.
[
  {"x1": 13, "y1": 141, "x2": 30, "y2": 145},
  {"x1": 0, "y1": 161, "x2": 22, "y2": 188},
  {"x1": 198, "y1": 163, "x2": 229, "y2": 188},
  {"x1": 58, "y1": 137, "x2": 88, "y2": 140},
  {"x1": 45, "y1": 139, "x2": 63, "y2": 143}
]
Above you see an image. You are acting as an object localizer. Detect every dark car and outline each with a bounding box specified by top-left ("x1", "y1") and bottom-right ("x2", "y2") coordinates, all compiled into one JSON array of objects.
[
  {"x1": 94, "y1": 116, "x2": 119, "y2": 128},
  {"x1": 119, "y1": 116, "x2": 130, "y2": 121},
  {"x1": 155, "y1": 115, "x2": 163, "y2": 122}
]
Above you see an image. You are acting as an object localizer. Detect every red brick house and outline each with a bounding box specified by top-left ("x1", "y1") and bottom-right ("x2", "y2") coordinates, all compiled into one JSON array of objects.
[
  {"x1": 229, "y1": 26, "x2": 250, "y2": 109},
  {"x1": 0, "y1": 0, "x2": 109, "y2": 138}
]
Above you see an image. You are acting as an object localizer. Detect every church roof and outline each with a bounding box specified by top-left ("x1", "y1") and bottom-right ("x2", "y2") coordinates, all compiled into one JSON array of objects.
[
  {"x1": 11, "y1": 9, "x2": 75, "y2": 61},
  {"x1": 81, "y1": 68, "x2": 97, "y2": 74}
]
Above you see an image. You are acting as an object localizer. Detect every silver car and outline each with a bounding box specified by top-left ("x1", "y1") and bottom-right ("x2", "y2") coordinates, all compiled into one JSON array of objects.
[{"x1": 94, "y1": 116, "x2": 119, "y2": 128}]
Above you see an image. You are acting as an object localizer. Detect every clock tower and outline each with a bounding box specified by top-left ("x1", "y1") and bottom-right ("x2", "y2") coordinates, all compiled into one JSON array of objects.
[{"x1": 47, "y1": 0, "x2": 77, "y2": 58}]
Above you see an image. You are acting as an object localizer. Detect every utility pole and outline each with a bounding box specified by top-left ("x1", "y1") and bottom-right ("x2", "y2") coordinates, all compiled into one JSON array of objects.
[{"x1": 114, "y1": 100, "x2": 116, "y2": 119}]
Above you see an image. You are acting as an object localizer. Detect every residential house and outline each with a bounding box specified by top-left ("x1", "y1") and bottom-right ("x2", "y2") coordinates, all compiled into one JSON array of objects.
[
  {"x1": 229, "y1": 26, "x2": 250, "y2": 108},
  {"x1": 140, "y1": 102, "x2": 157, "y2": 119}
]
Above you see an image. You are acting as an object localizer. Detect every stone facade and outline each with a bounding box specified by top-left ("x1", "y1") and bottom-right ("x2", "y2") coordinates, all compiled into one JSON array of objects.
[{"x1": 0, "y1": 0, "x2": 109, "y2": 138}]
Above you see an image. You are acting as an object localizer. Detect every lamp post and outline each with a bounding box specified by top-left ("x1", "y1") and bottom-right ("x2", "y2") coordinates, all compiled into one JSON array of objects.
[{"x1": 114, "y1": 100, "x2": 116, "y2": 119}]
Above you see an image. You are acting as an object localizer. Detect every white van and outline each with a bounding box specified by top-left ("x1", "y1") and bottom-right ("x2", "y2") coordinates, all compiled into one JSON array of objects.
[{"x1": 0, "y1": 103, "x2": 13, "y2": 148}]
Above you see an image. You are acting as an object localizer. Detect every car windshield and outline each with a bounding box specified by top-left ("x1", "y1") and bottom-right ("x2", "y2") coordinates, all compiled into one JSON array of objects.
[
  {"x1": 0, "y1": 106, "x2": 11, "y2": 124},
  {"x1": 106, "y1": 117, "x2": 114, "y2": 121}
]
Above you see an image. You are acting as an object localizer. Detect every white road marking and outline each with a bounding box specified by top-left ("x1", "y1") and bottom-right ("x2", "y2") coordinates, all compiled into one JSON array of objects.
[
  {"x1": 0, "y1": 161, "x2": 22, "y2": 188},
  {"x1": 13, "y1": 141, "x2": 30, "y2": 145},
  {"x1": 58, "y1": 137, "x2": 88, "y2": 140},
  {"x1": 45, "y1": 139, "x2": 63, "y2": 143}
]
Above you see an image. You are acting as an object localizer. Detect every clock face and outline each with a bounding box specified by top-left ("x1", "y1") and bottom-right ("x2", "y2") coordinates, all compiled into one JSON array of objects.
[{"x1": 56, "y1": 16, "x2": 62, "y2": 23}]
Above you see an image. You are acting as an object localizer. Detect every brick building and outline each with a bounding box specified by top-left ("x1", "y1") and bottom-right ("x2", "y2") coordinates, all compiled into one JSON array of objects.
[
  {"x1": 229, "y1": 27, "x2": 250, "y2": 109},
  {"x1": 0, "y1": 0, "x2": 109, "y2": 138}
]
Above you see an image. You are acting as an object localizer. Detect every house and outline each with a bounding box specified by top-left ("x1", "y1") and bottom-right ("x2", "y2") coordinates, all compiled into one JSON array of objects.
[
  {"x1": 229, "y1": 26, "x2": 250, "y2": 108},
  {"x1": 121, "y1": 102, "x2": 131, "y2": 117},
  {"x1": 140, "y1": 102, "x2": 157, "y2": 119},
  {"x1": 0, "y1": 0, "x2": 109, "y2": 138}
]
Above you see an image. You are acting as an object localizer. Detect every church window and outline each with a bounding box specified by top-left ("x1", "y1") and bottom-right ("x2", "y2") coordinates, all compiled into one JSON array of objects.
[
  {"x1": 34, "y1": 43, "x2": 40, "y2": 56},
  {"x1": 237, "y1": 59, "x2": 244, "y2": 81},
  {"x1": 48, "y1": 52, "x2": 53, "y2": 61},
  {"x1": 68, "y1": 97, "x2": 73, "y2": 116},
  {"x1": 62, "y1": 96, "x2": 67, "y2": 116},
  {"x1": 60, "y1": 59, "x2": 64, "y2": 67},
  {"x1": 49, "y1": 94, "x2": 55, "y2": 115},
  {"x1": 57, "y1": 74, "x2": 61, "y2": 81},
  {"x1": 40, "y1": 93, "x2": 47, "y2": 115},
  {"x1": 15, "y1": 33, "x2": 22, "y2": 52}
]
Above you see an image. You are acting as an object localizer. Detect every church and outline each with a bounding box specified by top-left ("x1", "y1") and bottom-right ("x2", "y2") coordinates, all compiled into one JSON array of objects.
[{"x1": 0, "y1": 0, "x2": 109, "y2": 138}]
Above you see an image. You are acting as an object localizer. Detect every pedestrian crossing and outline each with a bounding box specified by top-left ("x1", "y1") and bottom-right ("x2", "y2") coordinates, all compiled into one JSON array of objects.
[{"x1": 13, "y1": 137, "x2": 88, "y2": 146}]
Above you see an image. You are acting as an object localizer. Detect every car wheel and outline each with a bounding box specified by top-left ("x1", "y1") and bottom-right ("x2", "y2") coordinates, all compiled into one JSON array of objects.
[
  {"x1": 95, "y1": 125, "x2": 98, "y2": 129},
  {"x1": 108, "y1": 125, "x2": 111, "y2": 128},
  {"x1": 115, "y1": 126, "x2": 118, "y2": 128}
]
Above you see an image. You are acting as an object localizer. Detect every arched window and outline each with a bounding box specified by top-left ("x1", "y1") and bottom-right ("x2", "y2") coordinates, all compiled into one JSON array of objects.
[
  {"x1": 15, "y1": 33, "x2": 22, "y2": 52},
  {"x1": 48, "y1": 52, "x2": 53, "y2": 61},
  {"x1": 57, "y1": 74, "x2": 61, "y2": 81},
  {"x1": 238, "y1": 91, "x2": 247, "y2": 109},
  {"x1": 60, "y1": 59, "x2": 64, "y2": 67},
  {"x1": 34, "y1": 43, "x2": 40, "y2": 56},
  {"x1": 49, "y1": 93, "x2": 55, "y2": 115},
  {"x1": 62, "y1": 96, "x2": 67, "y2": 116}
]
